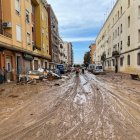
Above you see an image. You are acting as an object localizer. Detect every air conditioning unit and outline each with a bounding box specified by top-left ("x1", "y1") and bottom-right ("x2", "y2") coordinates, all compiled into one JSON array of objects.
[{"x1": 3, "y1": 22, "x2": 12, "y2": 28}]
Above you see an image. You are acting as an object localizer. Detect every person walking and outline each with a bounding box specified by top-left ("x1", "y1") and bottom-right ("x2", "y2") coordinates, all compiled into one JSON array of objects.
[
  {"x1": 3, "y1": 67, "x2": 7, "y2": 83},
  {"x1": 0, "y1": 68, "x2": 3, "y2": 84}
]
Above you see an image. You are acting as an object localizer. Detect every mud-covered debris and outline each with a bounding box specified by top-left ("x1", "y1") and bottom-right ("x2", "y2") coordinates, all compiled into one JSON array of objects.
[
  {"x1": 8, "y1": 95, "x2": 18, "y2": 98},
  {"x1": 54, "y1": 83, "x2": 60, "y2": 86}
]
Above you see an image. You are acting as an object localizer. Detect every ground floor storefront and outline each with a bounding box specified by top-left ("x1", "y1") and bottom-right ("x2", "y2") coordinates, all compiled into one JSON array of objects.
[
  {"x1": 0, "y1": 48, "x2": 50, "y2": 81},
  {"x1": 104, "y1": 49, "x2": 140, "y2": 74}
]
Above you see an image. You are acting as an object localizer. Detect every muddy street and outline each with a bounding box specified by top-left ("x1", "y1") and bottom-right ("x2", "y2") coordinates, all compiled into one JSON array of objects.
[{"x1": 0, "y1": 72, "x2": 140, "y2": 140}]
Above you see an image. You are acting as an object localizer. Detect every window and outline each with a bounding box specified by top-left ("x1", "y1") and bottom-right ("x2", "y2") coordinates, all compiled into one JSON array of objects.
[
  {"x1": 139, "y1": 6, "x2": 140, "y2": 17},
  {"x1": 42, "y1": 11, "x2": 44, "y2": 20},
  {"x1": 15, "y1": 0, "x2": 20, "y2": 13},
  {"x1": 16, "y1": 25, "x2": 22, "y2": 42},
  {"x1": 128, "y1": 16, "x2": 130, "y2": 27},
  {"x1": 120, "y1": 24, "x2": 122, "y2": 33},
  {"x1": 27, "y1": 32, "x2": 31, "y2": 45},
  {"x1": 26, "y1": 10, "x2": 30, "y2": 23},
  {"x1": 127, "y1": 55, "x2": 130, "y2": 65},
  {"x1": 138, "y1": 53, "x2": 140, "y2": 65},
  {"x1": 127, "y1": 36, "x2": 130, "y2": 46},
  {"x1": 112, "y1": 59, "x2": 115, "y2": 66},
  {"x1": 120, "y1": 58, "x2": 123, "y2": 66},
  {"x1": 118, "y1": 11, "x2": 119, "y2": 19},
  {"x1": 118, "y1": 27, "x2": 119, "y2": 36},
  {"x1": 138, "y1": 30, "x2": 140, "y2": 42},
  {"x1": 120, "y1": 41, "x2": 122, "y2": 50},
  {"x1": 128, "y1": 0, "x2": 130, "y2": 7},
  {"x1": 118, "y1": 43, "x2": 119, "y2": 50},
  {"x1": 121, "y1": 7, "x2": 122, "y2": 15}
]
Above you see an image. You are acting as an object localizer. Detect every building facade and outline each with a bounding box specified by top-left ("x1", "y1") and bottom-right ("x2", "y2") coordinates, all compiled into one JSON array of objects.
[
  {"x1": 96, "y1": 0, "x2": 140, "y2": 74},
  {"x1": 0, "y1": 0, "x2": 51, "y2": 81},
  {"x1": 47, "y1": 4, "x2": 59, "y2": 69},
  {"x1": 58, "y1": 38, "x2": 66, "y2": 65},
  {"x1": 67, "y1": 42, "x2": 73, "y2": 66},
  {"x1": 89, "y1": 43, "x2": 96, "y2": 64}
]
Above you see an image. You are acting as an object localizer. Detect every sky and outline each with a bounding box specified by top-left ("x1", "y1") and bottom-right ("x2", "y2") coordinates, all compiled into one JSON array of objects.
[{"x1": 47, "y1": 0, "x2": 117, "y2": 64}]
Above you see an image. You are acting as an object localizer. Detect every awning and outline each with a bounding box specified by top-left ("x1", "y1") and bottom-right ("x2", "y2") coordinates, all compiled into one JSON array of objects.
[{"x1": 23, "y1": 54, "x2": 34, "y2": 61}]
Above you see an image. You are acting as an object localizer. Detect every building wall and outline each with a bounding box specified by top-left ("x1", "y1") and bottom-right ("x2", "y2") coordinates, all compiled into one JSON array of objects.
[
  {"x1": 89, "y1": 44, "x2": 96, "y2": 64},
  {"x1": 96, "y1": 0, "x2": 140, "y2": 74},
  {"x1": 0, "y1": 0, "x2": 51, "y2": 80}
]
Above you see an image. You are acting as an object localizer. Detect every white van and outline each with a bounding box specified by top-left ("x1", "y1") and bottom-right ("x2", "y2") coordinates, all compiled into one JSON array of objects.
[{"x1": 92, "y1": 64, "x2": 103, "y2": 74}]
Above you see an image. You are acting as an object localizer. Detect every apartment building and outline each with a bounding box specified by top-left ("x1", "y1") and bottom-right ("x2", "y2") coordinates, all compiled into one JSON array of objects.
[
  {"x1": 47, "y1": 4, "x2": 59, "y2": 69},
  {"x1": 0, "y1": 0, "x2": 50, "y2": 81},
  {"x1": 67, "y1": 42, "x2": 73, "y2": 66},
  {"x1": 58, "y1": 37, "x2": 66, "y2": 65},
  {"x1": 89, "y1": 43, "x2": 96, "y2": 64},
  {"x1": 96, "y1": 0, "x2": 140, "y2": 74}
]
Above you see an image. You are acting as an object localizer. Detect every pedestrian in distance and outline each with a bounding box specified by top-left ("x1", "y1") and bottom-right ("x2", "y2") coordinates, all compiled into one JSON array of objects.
[
  {"x1": 3, "y1": 67, "x2": 8, "y2": 83},
  {"x1": 82, "y1": 67, "x2": 85, "y2": 74},
  {"x1": 0, "y1": 68, "x2": 3, "y2": 84},
  {"x1": 75, "y1": 67, "x2": 80, "y2": 77}
]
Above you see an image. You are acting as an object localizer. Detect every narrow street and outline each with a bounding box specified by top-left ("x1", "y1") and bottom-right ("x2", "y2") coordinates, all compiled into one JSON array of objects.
[{"x1": 0, "y1": 72, "x2": 140, "y2": 140}]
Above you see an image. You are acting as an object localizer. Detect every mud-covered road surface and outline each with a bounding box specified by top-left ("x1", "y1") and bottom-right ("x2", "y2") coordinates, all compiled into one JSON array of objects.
[{"x1": 0, "y1": 72, "x2": 140, "y2": 140}]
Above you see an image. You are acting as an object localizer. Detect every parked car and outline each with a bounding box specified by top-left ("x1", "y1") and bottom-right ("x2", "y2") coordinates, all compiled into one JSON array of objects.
[
  {"x1": 92, "y1": 64, "x2": 103, "y2": 74},
  {"x1": 57, "y1": 64, "x2": 65, "y2": 74}
]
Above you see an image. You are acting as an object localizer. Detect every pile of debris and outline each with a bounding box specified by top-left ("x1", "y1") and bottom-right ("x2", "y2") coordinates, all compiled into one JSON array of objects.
[{"x1": 17, "y1": 68, "x2": 61, "y2": 85}]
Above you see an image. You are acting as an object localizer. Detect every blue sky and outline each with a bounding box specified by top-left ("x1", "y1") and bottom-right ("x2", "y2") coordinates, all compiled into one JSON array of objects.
[{"x1": 47, "y1": 0, "x2": 117, "y2": 64}]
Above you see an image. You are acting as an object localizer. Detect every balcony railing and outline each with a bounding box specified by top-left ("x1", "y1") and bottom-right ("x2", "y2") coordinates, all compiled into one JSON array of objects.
[
  {"x1": 0, "y1": 22, "x2": 12, "y2": 38},
  {"x1": 112, "y1": 50, "x2": 120, "y2": 57}
]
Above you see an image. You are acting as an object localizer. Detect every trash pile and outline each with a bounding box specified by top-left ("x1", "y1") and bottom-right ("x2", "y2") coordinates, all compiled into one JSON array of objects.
[{"x1": 17, "y1": 68, "x2": 61, "y2": 84}]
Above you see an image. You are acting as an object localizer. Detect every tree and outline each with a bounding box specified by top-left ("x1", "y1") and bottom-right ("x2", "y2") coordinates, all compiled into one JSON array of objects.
[{"x1": 83, "y1": 51, "x2": 90, "y2": 67}]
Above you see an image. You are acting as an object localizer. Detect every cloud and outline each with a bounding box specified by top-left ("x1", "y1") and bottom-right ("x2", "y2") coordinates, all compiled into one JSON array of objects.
[
  {"x1": 47, "y1": 0, "x2": 116, "y2": 63},
  {"x1": 62, "y1": 37, "x2": 95, "y2": 42}
]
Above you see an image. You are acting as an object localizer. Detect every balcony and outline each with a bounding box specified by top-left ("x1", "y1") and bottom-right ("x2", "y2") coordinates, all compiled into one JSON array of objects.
[
  {"x1": 112, "y1": 50, "x2": 120, "y2": 57},
  {"x1": 0, "y1": 22, "x2": 12, "y2": 38},
  {"x1": 31, "y1": 0, "x2": 39, "y2": 5}
]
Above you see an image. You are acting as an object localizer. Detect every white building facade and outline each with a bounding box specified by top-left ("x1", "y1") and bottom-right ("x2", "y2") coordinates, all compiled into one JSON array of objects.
[{"x1": 96, "y1": 0, "x2": 140, "y2": 74}]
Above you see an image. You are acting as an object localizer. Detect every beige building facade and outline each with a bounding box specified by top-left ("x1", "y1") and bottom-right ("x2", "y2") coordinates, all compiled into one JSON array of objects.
[
  {"x1": 96, "y1": 0, "x2": 140, "y2": 74},
  {"x1": 0, "y1": 0, "x2": 51, "y2": 81}
]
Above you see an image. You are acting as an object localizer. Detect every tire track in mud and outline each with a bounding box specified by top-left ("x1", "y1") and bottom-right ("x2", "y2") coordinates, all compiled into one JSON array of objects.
[
  {"x1": 60, "y1": 75, "x2": 105, "y2": 140},
  {"x1": 84, "y1": 72, "x2": 140, "y2": 139},
  {"x1": 0, "y1": 77, "x2": 79, "y2": 140}
]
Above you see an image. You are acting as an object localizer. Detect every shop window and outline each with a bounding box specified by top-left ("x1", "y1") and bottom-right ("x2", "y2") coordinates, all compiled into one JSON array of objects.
[
  {"x1": 138, "y1": 53, "x2": 140, "y2": 65},
  {"x1": 127, "y1": 55, "x2": 130, "y2": 66}
]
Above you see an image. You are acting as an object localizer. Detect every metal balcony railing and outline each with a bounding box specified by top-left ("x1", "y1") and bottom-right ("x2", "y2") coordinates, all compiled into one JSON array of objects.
[{"x1": 112, "y1": 50, "x2": 120, "y2": 57}]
